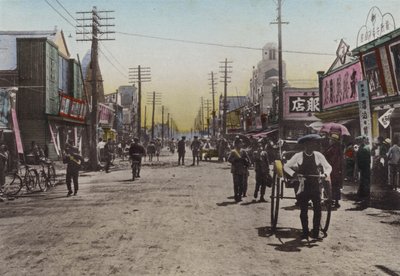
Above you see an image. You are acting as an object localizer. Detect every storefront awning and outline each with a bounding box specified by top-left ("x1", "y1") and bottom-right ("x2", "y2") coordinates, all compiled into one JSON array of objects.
[
  {"x1": 315, "y1": 105, "x2": 359, "y2": 122},
  {"x1": 251, "y1": 128, "x2": 278, "y2": 139},
  {"x1": 47, "y1": 115, "x2": 88, "y2": 126}
]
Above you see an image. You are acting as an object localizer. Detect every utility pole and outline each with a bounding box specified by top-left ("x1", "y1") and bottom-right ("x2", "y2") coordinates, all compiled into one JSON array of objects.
[
  {"x1": 219, "y1": 59, "x2": 232, "y2": 136},
  {"x1": 209, "y1": 71, "x2": 217, "y2": 137},
  {"x1": 205, "y1": 99, "x2": 211, "y2": 136},
  {"x1": 167, "y1": 112, "x2": 170, "y2": 139},
  {"x1": 76, "y1": 6, "x2": 115, "y2": 171},
  {"x1": 147, "y1": 91, "x2": 161, "y2": 140},
  {"x1": 201, "y1": 97, "x2": 205, "y2": 135},
  {"x1": 161, "y1": 105, "x2": 164, "y2": 146},
  {"x1": 271, "y1": 0, "x2": 288, "y2": 139},
  {"x1": 144, "y1": 105, "x2": 147, "y2": 133},
  {"x1": 129, "y1": 66, "x2": 151, "y2": 141}
]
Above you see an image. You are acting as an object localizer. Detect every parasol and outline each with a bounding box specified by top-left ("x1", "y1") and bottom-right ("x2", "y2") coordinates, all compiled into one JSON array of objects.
[{"x1": 319, "y1": 122, "x2": 350, "y2": 136}]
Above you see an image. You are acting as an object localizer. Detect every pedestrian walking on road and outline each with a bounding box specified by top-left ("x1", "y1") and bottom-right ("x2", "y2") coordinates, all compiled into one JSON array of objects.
[
  {"x1": 63, "y1": 144, "x2": 83, "y2": 197},
  {"x1": 190, "y1": 136, "x2": 201, "y2": 166},
  {"x1": 104, "y1": 138, "x2": 113, "y2": 173},
  {"x1": 253, "y1": 141, "x2": 271, "y2": 202},
  {"x1": 387, "y1": 135, "x2": 400, "y2": 190},
  {"x1": 356, "y1": 136, "x2": 371, "y2": 199},
  {"x1": 129, "y1": 138, "x2": 146, "y2": 178},
  {"x1": 228, "y1": 139, "x2": 250, "y2": 202},
  {"x1": 323, "y1": 133, "x2": 343, "y2": 208},
  {"x1": 147, "y1": 141, "x2": 156, "y2": 162},
  {"x1": 284, "y1": 134, "x2": 332, "y2": 239},
  {"x1": 178, "y1": 136, "x2": 186, "y2": 165},
  {"x1": 155, "y1": 138, "x2": 161, "y2": 162}
]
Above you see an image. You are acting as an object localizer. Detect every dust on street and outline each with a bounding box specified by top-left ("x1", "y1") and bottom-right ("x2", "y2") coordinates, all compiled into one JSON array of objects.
[{"x1": 0, "y1": 153, "x2": 399, "y2": 276}]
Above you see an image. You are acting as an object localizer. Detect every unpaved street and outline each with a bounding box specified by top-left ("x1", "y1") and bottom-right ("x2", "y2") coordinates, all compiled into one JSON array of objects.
[{"x1": 0, "y1": 152, "x2": 399, "y2": 275}]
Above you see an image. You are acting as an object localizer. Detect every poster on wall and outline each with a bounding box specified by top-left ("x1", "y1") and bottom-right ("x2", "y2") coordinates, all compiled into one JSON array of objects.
[
  {"x1": 390, "y1": 42, "x2": 400, "y2": 93},
  {"x1": 379, "y1": 47, "x2": 396, "y2": 96},
  {"x1": 322, "y1": 62, "x2": 362, "y2": 109},
  {"x1": 363, "y1": 51, "x2": 384, "y2": 98},
  {"x1": 0, "y1": 89, "x2": 10, "y2": 128}
]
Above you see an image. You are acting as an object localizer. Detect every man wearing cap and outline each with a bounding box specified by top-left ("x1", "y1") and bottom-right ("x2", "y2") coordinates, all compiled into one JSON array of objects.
[
  {"x1": 129, "y1": 138, "x2": 146, "y2": 178},
  {"x1": 284, "y1": 134, "x2": 332, "y2": 239},
  {"x1": 228, "y1": 139, "x2": 251, "y2": 202},
  {"x1": 63, "y1": 144, "x2": 83, "y2": 196},
  {"x1": 253, "y1": 140, "x2": 270, "y2": 202},
  {"x1": 190, "y1": 136, "x2": 202, "y2": 166},
  {"x1": 324, "y1": 133, "x2": 343, "y2": 208},
  {"x1": 178, "y1": 136, "x2": 186, "y2": 165}
]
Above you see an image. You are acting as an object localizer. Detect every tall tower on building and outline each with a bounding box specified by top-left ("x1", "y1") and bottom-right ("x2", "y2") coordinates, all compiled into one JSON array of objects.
[{"x1": 249, "y1": 42, "x2": 286, "y2": 115}]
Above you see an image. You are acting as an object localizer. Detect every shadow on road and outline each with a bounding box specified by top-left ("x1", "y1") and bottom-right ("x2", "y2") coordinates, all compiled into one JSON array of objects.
[
  {"x1": 216, "y1": 201, "x2": 238, "y2": 206},
  {"x1": 240, "y1": 200, "x2": 268, "y2": 206},
  {"x1": 344, "y1": 190, "x2": 400, "y2": 211},
  {"x1": 375, "y1": 265, "x2": 400, "y2": 276},
  {"x1": 256, "y1": 226, "x2": 320, "y2": 252}
]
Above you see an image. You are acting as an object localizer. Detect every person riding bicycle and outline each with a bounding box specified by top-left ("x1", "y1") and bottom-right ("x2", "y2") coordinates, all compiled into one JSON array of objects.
[
  {"x1": 284, "y1": 134, "x2": 332, "y2": 240},
  {"x1": 129, "y1": 137, "x2": 146, "y2": 178}
]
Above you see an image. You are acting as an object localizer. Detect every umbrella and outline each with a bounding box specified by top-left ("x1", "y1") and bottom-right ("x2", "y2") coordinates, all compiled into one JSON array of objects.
[
  {"x1": 224, "y1": 133, "x2": 250, "y2": 148},
  {"x1": 305, "y1": 121, "x2": 323, "y2": 132},
  {"x1": 319, "y1": 122, "x2": 350, "y2": 136}
]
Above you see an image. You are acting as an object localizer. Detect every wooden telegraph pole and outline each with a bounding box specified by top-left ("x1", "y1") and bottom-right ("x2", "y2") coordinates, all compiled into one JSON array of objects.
[{"x1": 76, "y1": 6, "x2": 115, "y2": 170}]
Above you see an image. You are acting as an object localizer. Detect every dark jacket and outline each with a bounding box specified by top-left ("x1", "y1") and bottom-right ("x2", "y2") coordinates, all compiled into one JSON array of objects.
[
  {"x1": 63, "y1": 150, "x2": 83, "y2": 172},
  {"x1": 228, "y1": 149, "x2": 250, "y2": 175},
  {"x1": 178, "y1": 140, "x2": 186, "y2": 153}
]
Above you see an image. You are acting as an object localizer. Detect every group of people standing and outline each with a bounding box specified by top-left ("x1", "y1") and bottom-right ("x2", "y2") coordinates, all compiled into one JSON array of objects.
[{"x1": 176, "y1": 136, "x2": 202, "y2": 166}]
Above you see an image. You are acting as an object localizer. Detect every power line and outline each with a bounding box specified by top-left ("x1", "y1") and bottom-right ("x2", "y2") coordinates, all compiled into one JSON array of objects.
[
  {"x1": 99, "y1": 41, "x2": 127, "y2": 71},
  {"x1": 54, "y1": 0, "x2": 76, "y2": 22},
  {"x1": 98, "y1": 47, "x2": 129, "y2": 78},
  {"x1": 117, "y1": 31, "x2": 335, "y2": 56},
  {"x1": 45, "y1": 0, "x2": 128, "y2": 79},
  {"x1": 44, "y1": 0, "x2": 76, "y2": 28}
]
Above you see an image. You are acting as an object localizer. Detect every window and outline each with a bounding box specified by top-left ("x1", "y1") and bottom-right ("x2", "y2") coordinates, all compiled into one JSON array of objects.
[{"x1": 269, "y1": 49, "x2": 276, "y2": 60}]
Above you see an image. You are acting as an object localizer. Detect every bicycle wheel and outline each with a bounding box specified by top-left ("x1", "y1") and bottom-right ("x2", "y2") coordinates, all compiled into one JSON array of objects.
[
  {"x1": 320, "y1": 179, "x2": 332, "y2": 234},
  {"x1": 25, "y1": 169, "x2": 37, "y2": 192},
  {"x1": 3, "y1": 173, "x2": 23, "y2": 196},
  {"x1": 48, "y1": 165, "x2": 56, "y2": 187},
  {"x1": 270, "y1": 169, "x2": 280, "y2": 231},
  {"x1": 38, "y1": 169, "x2": 48, "y2": 192}
]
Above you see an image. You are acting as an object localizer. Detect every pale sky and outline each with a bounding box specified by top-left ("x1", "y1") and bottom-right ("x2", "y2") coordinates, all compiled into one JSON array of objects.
[{"x1": 1, "y1": 0, "x2": 400, "y2": 131}]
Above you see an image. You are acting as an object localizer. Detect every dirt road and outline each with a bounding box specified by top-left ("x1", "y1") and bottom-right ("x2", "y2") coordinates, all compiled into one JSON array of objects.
[{"x1": 0, "y1": 152, "x2": 399, "y2": 275}]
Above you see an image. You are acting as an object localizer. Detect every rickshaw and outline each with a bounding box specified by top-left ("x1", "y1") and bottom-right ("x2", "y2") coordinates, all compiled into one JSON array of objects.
[{"x1": 270, "y1": 139, "x2": 332, "y2": 235}]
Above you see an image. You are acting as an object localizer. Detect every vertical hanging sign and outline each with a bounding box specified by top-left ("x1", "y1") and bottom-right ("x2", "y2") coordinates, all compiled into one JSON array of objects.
[
  {"x1": 11, "y1": 108, "x2": 24, "y2": 154},
  {"x1": 357, "y1": 80, "x2": 373, "y2": 144}
]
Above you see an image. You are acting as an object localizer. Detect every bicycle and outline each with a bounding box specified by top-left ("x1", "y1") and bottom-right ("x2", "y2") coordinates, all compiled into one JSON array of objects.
[
  {"x1": 130, "y1": 154, "x2": 142, "y2": 181},
  {"x1": 38, "y1": 159, "x2": 56, "y2": 192},
  {"x1": 19, "y1": 164, "x2": 40, "y2": 192},
  {"x1": 0, "y1": 171, "x2": 23, "y2": 197}
]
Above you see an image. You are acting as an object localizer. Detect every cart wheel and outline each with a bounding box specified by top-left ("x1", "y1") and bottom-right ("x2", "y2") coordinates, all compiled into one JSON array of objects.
[
  {"x1": 270, "y1": 170, "x2": 280, "y2": 231},
  {"x1": 320, "y1": 179, "x2": 332, "y2": 234}
]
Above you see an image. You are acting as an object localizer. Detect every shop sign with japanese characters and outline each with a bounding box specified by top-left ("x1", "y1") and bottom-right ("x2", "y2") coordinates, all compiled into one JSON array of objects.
[
  {"x1": 289, "y1": 96, "x2": 319, "y2": 113},
  {"x1": 322, "y1": 62, "x2": 362, "y2": 109},
  {"x1": 283, "y1": 89, "x2": 320, "y2": 120},
  {"x1": 356, "y1": 7, "x2": 396, "y2": 47},
  {"x1": 378, "y1": 108, "x2": 394, "y2": 129},
  {"x1": 357, "y1": 80, "x2": 373, "y2": 143}
]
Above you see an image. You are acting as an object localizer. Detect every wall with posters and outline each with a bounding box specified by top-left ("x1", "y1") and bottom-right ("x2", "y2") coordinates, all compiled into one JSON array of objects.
[{"x1": 322, "y1": 62, "x2": 362, "y2": 109}]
